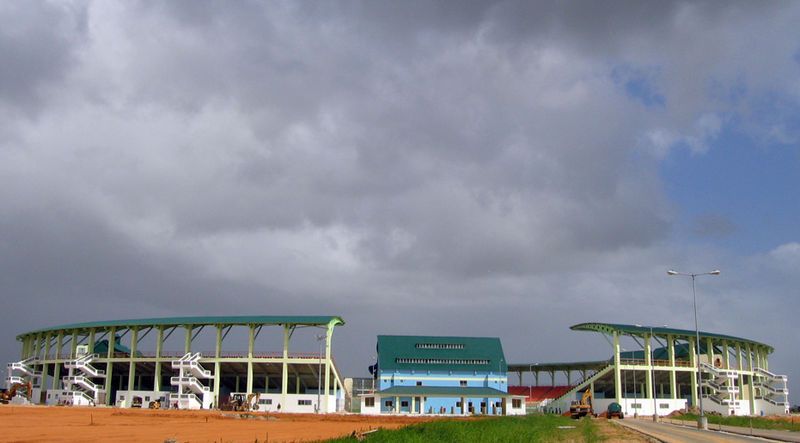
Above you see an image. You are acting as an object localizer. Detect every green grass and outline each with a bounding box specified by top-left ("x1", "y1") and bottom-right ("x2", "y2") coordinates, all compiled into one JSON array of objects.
[
  {"x1": 676, "y1": 413, "x2": 800, "y2": 432},
  {"x1": 326, "y1": 415, "x2": 603, "y2": 443}
]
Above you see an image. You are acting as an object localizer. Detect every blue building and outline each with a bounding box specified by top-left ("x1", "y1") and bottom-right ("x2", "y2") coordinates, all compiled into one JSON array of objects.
[{"x1": 360, "y1": 335, "x2": 526, "y2": 415}]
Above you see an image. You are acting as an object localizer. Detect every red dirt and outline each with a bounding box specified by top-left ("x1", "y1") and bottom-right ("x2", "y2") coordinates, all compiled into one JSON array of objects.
[{"x1": 0, "y1": 405, "x2": 450, "y2": 442}]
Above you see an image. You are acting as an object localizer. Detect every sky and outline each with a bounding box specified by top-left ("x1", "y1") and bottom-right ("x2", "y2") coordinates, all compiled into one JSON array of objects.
[{"x1": 1, "y1": 1, "x2": 799, "y2": 404}]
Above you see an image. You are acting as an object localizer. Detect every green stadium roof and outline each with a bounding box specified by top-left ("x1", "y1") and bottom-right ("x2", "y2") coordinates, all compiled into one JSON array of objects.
[
  {"x1": 17, "y1": 315, "x2": 344, "y2": 339},
  {"x1": 377, "y1": 335, "x2": 507, "y2": 373},
  {"x1": 377, "y1": 386, "x2": 515, "y2": 397},
  {"x1": 570, "y1": 322, "x2": 773, "y2": 353}
]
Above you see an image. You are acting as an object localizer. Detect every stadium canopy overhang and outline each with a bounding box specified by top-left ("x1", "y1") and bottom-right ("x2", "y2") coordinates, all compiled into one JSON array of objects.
[
  {"x1": 17, "y1": 315, "x2": 345, "y2": 340},
  {"x1": 570, "y1": 322, "x2": 773, "y2": 354}
]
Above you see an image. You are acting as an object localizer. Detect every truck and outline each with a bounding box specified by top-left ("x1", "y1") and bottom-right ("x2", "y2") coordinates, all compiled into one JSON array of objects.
[{"x1": 607, "y1": 402, "x2": 624, "y2": 419}]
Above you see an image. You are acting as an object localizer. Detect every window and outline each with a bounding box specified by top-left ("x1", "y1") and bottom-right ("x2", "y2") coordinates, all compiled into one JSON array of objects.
[
  {"x1": 659, "y1": 403, "x2": 669, "y2": 409},
  {"x1": 460, "y1": 380, "x2": 467, "y2": 387},
  {"x1": 415, "y1": 343, "x2": 465, "y2": 350},
  {"x1": 145, "y1": 396, "x2": 150, "y2": 401},
  {"x1": 259, "y1": 399, "x2": 273, "y2": 405},
  {"x1": 385, "y1": 400, "x2": 393, "y2": 407},
  {"x1": 395, "y1": 358, "x2": 490, "y2": 365},
  {"x1": 365, "y1": 397, "x2": 375, "y2": 407},
  {"x1": 512, "y1": 399, "x2": 522, "y2": 408},
  {"x1": 480, "y1": 402, "x2": 486, "y2": 408},
  {"x1": 416, "y1": 381, "x2": 422, "y2": 386},
  {"x1": 456, "y1": 401, "x2": 462, "y2": 407},
  {"x1": 401, "y1": 401, "x2": 409, "y2": 407},
  {"x1": 495, "y1": 402, "x2": 501, "y2": 408},
  {"x1": 631, "y1": 403, "x2": 642, "y2": 409},
  {"x1": 298, "y1": 399, "x2": 312, "y2": 406}
]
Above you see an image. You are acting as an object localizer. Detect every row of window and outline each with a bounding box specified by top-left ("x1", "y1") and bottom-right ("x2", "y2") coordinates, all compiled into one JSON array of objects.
[
  {"x1": 395, "y1": 358, "x2": 490, "y2": 365},
  {"x1": 371, "y1": 399, "x2": 523, "y2": 409},
  {"x1": 415, "y1": 343, "x2": 464, "y2": 350}
]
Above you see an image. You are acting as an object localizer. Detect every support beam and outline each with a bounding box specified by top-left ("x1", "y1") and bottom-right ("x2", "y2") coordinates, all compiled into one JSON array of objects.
[
  {"x1": 668, "y1": 335, "x2": 677, "y2": 399},
  {"x1": 105, "y1": 327, "x2": 116, "y2": 405},
  {"x1": 323, "y1": 322, "x2": 334, "y2": 412},
  {"x1": 613, "y1": 331, "x2": 622, "y2": 403},
  {"x1": 154, "y1": 327, "x2": 163, "y2": 392},
  {"x1": 128, "y1": 328, "x2": 138, "y2": 394},
  {"x1": 247, "y1": 325, "x2": 255, "y2": 395},
  {"x1": 281, "y1": 325, "x2": 289, "y2": 410},
  {"x1": 645, "y1": 333, "x2": 653, "y2": 399},
  {"x1": 689, "y1": 337, "x2": 697, "y2": 407},
  {"x1": 184, "y1": 326, "x2": 192, "y2": 354},
  {"x1": 214, "y1": 325, "x2": 222, "y2": 407}
]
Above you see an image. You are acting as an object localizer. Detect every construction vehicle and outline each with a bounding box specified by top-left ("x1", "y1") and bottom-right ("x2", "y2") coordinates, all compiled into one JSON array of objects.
[
  {"x1": 569, "y1": 389, "x2": 593, "y2": 419},
  {"x1": 149, "y1": 399, "x2": 161, "y2": 409},
  {"x1": 0, "y1": 382, "x2": 32, "y2": 404},
  {"x1": 229, "y1": 392, "x2": 260, "y2": 412},
  {"x1": 606, "y1": 402, "x2": 624, "y2": 419}
]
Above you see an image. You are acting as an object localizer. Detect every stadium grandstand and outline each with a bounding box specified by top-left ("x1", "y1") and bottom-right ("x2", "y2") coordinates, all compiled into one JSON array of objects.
[
  {"x1": 6, "y1": 316, "x2": 346, "y2": 412},
  {"x1": 509, "y1": 323, "x2": 789, "y2": 416}
]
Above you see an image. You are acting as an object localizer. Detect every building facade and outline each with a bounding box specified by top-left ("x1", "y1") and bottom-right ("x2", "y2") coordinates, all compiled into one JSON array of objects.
[
  {"x1": 360, "y1": 335, "x2": 526, "y2": 415},
  {"x1": 7, "y1": 316, "x2": 346, "y2": 412}
]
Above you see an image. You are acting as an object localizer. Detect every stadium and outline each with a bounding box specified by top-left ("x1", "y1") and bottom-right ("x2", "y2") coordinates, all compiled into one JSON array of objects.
[
  {"x1": 4, "y1": 316, "x2": 791, "y2": 419},
  {"x1": 6, "y1": 316, "x2": 346, "y2": 413}
]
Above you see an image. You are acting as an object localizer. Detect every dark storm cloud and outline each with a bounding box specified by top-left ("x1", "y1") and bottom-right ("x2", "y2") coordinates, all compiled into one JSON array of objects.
[
  {"x1": 0, "y1": 1, "x2": 799, "y2": 401},
  {"x1": 0, "y1": 2, "x2": 87, "y2": 114}
]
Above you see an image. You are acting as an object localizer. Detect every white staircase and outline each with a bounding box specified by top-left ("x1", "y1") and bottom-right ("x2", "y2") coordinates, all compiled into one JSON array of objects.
[
  {"x1": 700, "y1": 363, "x2": 739, "y2": 411},
  {"x1": 170, "y1": 353, "x2": 212, "y2": 409},
  {"x1": 6, "y1": 358, "x2": 41, "y2": 390},
  {"x1": 62, "y1": 354, "x2": 105, "y2": 405},
  {"x1": 754, "y1": 367, "x2": 789, "y2": 407}
]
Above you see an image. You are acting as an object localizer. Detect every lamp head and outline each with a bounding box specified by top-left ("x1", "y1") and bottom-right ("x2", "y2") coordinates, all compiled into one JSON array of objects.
[
  {"x1": 667, "y1": 270, "x2": 678, "y2": 275},
  {"x1": 709, "y1": 270, "x2": 721, "y2": 275}
]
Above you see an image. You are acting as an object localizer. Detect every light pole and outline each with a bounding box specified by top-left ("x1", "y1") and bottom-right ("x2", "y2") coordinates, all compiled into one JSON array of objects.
[
  {"x1": 668, "y1": 269, "x2": 720, "y2": 430},
  {"x1": 316, "y1": 333, "x2": 326, "y2": 413}
]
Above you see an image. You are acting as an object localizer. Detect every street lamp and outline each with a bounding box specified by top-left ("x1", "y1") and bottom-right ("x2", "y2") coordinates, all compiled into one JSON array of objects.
[
  {"x1": 667, "y1": 269, "x2": 720, "y2": 430},
  {"x1": 316, "y1": 333, "x2": 326, "y2": 414}
]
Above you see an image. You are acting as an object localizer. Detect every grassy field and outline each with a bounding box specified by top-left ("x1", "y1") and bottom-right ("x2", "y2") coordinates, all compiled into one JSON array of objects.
[
  {"x1": 677, "y1": 413, "x2": 800, "y2": 432},
  {"x1": 326, "y1": 414, "x2": 601, "y2": 442}
]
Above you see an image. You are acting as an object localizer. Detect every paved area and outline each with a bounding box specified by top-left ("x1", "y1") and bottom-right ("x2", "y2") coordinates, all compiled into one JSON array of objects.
[
  {"x1": 659, "y1": 418, "x2": 800, "y2": 442},
  {"x1": 616, "y1": 418, "x2": 799, "y2": 443}
]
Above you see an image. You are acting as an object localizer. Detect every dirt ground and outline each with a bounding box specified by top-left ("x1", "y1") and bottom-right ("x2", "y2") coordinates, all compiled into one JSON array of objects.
[{"x1": 0, "y1": 405, "x2": 443, "y2": 443}]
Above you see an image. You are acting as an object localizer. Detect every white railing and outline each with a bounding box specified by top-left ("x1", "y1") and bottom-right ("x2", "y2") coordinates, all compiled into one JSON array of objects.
[
  {"x1": 63, "y1": 375, "x2": 101, "y2": 394},
  {"x1": 170, "y1": 376, "x2": 210, "y2": 395}
]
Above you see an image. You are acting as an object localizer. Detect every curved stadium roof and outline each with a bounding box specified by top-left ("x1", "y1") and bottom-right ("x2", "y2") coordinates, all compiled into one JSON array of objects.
[
  {"x1": 571, "y1": 322, "x2": 773, "y2": 353},
  {"x1": 17, "y1": 315, "x2": 345, "y2": 340}
]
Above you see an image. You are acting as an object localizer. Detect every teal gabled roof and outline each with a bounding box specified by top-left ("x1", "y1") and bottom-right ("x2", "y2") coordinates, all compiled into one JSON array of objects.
[
  {"x1": 377, "y1": 335, "x2": 507, "y2": 373},
  {"x1": 17, "y1": 315, "x2": 344, "y2": 339},
  {"x1": 571, "y1": 323, "x2": 773, "y2": 353}
]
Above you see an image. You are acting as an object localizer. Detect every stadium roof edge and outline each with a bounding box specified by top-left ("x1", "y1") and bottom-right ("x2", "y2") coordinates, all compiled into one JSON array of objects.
[
  {"x1": 17, "y1": 315, "x2": 345, "y2": 339},
  {"x1": 570, "y1": 322, "x2": 773, "y2": 353}
]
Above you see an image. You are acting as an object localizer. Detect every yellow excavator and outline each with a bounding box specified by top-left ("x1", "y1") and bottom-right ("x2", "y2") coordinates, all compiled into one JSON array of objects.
[
  {"x1": 569, "y1": 389, "x2": 593, "y2": 419},
  {"x1": 230, "y1": 392, "x2": 260, "y2": 411},
  {"x1": 0, "y1": 382, "x2": 32, "y2": 404}
]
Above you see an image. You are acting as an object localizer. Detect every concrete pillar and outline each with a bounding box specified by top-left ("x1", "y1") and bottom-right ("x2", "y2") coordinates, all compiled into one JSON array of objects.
[
  {"x1": 323, "y1": 322, "x2": 334, "y2": 412},
  {"x1": 184, "y1": 326, "x2": 192, "y2": 354},
  {"x1": 668, "y1": 335, "x2": 677, "y2": 399},
  {"x1": 105, "y1": 327, "x2": 116, "y2": 405},
  {"x1": 747, "y1": 344, "x2": 755, "y2": 414},
  {"x1": 214, "y1": 325, "x2": 222, "y2": 407},
  {"x1": 706, "y1": 337, "x2": 714, "y2": 367},
  {"x1": 154, "y1": 327, "x2": 163, "y2": 392},
  {"x1": 87, "y1": 329, "x2": 95, "y2": 356},
  {"x1": 722, "y1": 341, "x2": 730, "y2": 369},
  {"x1": 645, "y1": 334, "x2": 653, "y2": 399},
  {"x1": 247, "y1": 325, "x2": 254, "y2": 395},
  {"x1": 70, "y1": 331, "x2": 78, "y2": 358},
  {"x1": 128, "y1": 328, "x2": 138, "y2": 394},
  {"x1": 689, "y1": 337, "x2": 697, "y2": 407},
  {"x1": 613, "y1": 331, "x2": 622, "y2": 403},
  {"x1": 420, "y1": 396, "x2": 425, "y2": 414},
  {"x1": 411, "y1": 395, "x2": 415, "y2": 414},
  {"x1": 281, "y1": 325, "x2": 289, "y2": 409}
]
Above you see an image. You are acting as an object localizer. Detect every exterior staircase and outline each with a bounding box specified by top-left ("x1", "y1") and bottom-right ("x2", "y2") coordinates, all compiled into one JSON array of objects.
[
  {"x1": 700, "y1": 363, "x2": 739, "y2": 411},
  {"x1": 754, "y1": 367, "x2": 789, "y2": 407},
  {"x1": 62, "y1": 354, "x2": 105, "y2": 405},
  {"x1": 170, "y1": 353, "x2": 212, "y2": 409}
]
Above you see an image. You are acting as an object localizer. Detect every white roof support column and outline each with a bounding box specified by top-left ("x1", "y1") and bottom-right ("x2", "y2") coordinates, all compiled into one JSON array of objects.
[
  {"x1": 70, "y1": 330, "x2": 77, "y2": 359},
  {"x1": 613, "y1": 331, "x2": 622, "y2": 403},
  {"x1": 128, "y1": 327, "x2": 138, "y2": 393},
  {"x1": 668, "y1": 335, "x2": 677, "y2": 399},
  {"x1": 214, "y1": 325, "x2": 222, "y2": 408},
  {"x1": 184, "y1": 326, "x2": 192, "y2": 354},
  {"x1": 281, "y1": 324, "x2": 289, "y2": 409},
  {"x1": 154, "y1": 326, "x2": 163, "y2": 392},
  {"x1": 247, "y1": 324, "x2": 254, "y2": 395},
  {"x1": 323, "y1": 321, "x2": 334, "y2": 412},
  {"x1": 645, "y1": 333, "x2": 653, "y2": 400},
  {"x1": 722, "y1": 340, "x2": 730, "y2": 369},
  {"x1": 689, "y1": 337, "x2": 698, "y2": 407},
  {"x1": 104, "y1": 327, "x2": 116, "y2": 405}
]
